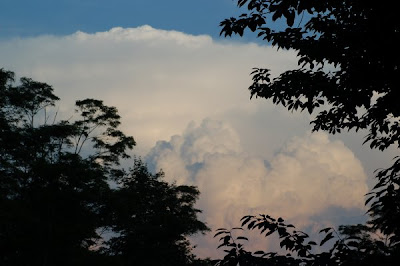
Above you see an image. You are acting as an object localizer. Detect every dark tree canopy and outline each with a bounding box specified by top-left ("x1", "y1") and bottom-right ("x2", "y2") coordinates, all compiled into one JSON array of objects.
[
  {"x1": 216, "y1": 0, "x2": 400, "y2": 265},
  {"x1": 106, "y1": 159, "x2": 210, "y2": 266},
  {"x1": 221, "y1": 0, "x2": 399, "y2": 145},
  {"x1": 0, "y1": 69, "x2": 209, "y2": 265},
  {"x1": 0, "y1": 69, "x2": 125, "y2": 265}
]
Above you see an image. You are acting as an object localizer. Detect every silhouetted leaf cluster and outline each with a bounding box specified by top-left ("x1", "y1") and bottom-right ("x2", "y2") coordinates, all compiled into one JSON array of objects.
[
  {"x1": 216, "y1": 1, "x2": 400, "y2": 265},
  {"x1": 215, "y1": 215, "x2": 400, "y2": 265}
]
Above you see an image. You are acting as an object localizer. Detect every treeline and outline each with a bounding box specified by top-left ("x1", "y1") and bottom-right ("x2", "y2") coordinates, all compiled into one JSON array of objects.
[{"x1": 0, "y1": 69, "x2": 211, "y2": 266}]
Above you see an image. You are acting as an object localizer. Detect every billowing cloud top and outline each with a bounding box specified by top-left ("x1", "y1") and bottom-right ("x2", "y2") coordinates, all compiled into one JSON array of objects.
[
  {"x1": 146, "y1": 119, "x2": 368, "y2": 257},
  {"x1": 72, "y1": 26, "x2": 213, "y2": 46}
]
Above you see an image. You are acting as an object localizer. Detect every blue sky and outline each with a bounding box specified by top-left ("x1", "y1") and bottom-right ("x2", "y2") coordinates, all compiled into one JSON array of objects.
[{"x1": 1, "y1": 0, "x2": 242, "y2": 39}]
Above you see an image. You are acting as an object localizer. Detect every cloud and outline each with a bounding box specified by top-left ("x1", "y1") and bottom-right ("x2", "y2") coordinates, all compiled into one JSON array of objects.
[
  {"x1": 0, "y1": 25, "x2": 302, "y2": 157},
  {"x1": 0, "y1": 26, "x2": 382, "y2": 258},
  {"x1": 1, "y1": 25, "x2": 394, "y2": 173},
  {"x1": 146, "y1": 119, "x2": 368, "y2": 258}
]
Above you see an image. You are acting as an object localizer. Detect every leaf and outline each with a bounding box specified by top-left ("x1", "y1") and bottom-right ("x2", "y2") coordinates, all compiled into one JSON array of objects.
[
  {"x1": 241, "y1": 215, "x2": 254, "y2": 226},
  {"x1": 320, "y1": 232, "x2": 334, "y2": 246},
  {"x1": 286, "y1": 10, "x2": 295, "y2": 27},
  {"x1": 247, "y1": 220, "x2": 256, "y2": 229},
  {"x1": 217, "y1": 243, "x2": 227, "y2": 249},
  {"x1": 277, "y1": 227, "x2": 288, "y2": 237},
  {"x1": 265, "y1": 230, "x2": 275, "y2": 237},
  {"x1": 365, "y1": 195, "x2": 375, "y2": 205},
  {"x1": 298, "y1": 249, "x2": 307, "y2": 257},
  {"x1": 319, "y1": 227, "x2": 332, "y2": 234},
  {"x1": 346, "y1": 240, "x2": 359, "y2": 247},
  {"x1": 214, "y1": 231, "x2": 227, "y2": 238},
  {"x1": 236, "y1": 236, "x2": 249, "y2": 241}
]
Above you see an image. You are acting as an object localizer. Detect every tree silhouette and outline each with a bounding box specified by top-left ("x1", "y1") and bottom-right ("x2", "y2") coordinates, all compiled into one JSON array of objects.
[
  {"x1": 0, "y1": 69, "x2": 135, "y2": 265},
  {"x1": 0, "y1": 69, "x2": 209, "y2": 265},
  {"x1": 106, "y1": 159, "x2": 210, "y2": 265},
  {"x1": 217, "y1": 0, "x2": 400, "y2": 264}
]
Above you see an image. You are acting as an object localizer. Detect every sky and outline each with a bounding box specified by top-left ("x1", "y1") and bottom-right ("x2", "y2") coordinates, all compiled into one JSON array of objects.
[
  {"x1": 1, "y1": 0, "x2": 248, "y2": 40},
  {"x1": 0, "y1": 0, "x2": 396, "y2": 259}
]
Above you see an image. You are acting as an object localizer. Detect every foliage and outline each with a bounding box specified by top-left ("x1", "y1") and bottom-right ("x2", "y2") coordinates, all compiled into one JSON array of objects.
[
  {"x1": 220, "y1": 0, "x2": 398, "y2": 148},
  {"x1": 0, "y1": 69, "x2": 209, "y2": 265},
  {"x1": 215, "y1": 214, "x2": 400, "y2": 265},
  {"x1": 1, "y1": 69, "x2": 116, "y2": 265},
  {"x1": 105, "y1": 159, "x2": 210, "y2": 265},
  {"x1": 217, "y1": 0, "x2": 400, "y2": 265}
]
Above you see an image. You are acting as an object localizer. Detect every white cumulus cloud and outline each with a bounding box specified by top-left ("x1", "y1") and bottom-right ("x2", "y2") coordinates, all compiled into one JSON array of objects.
[{"x1": 146, "y1": 119, "x2": 368, "y2": 258}]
